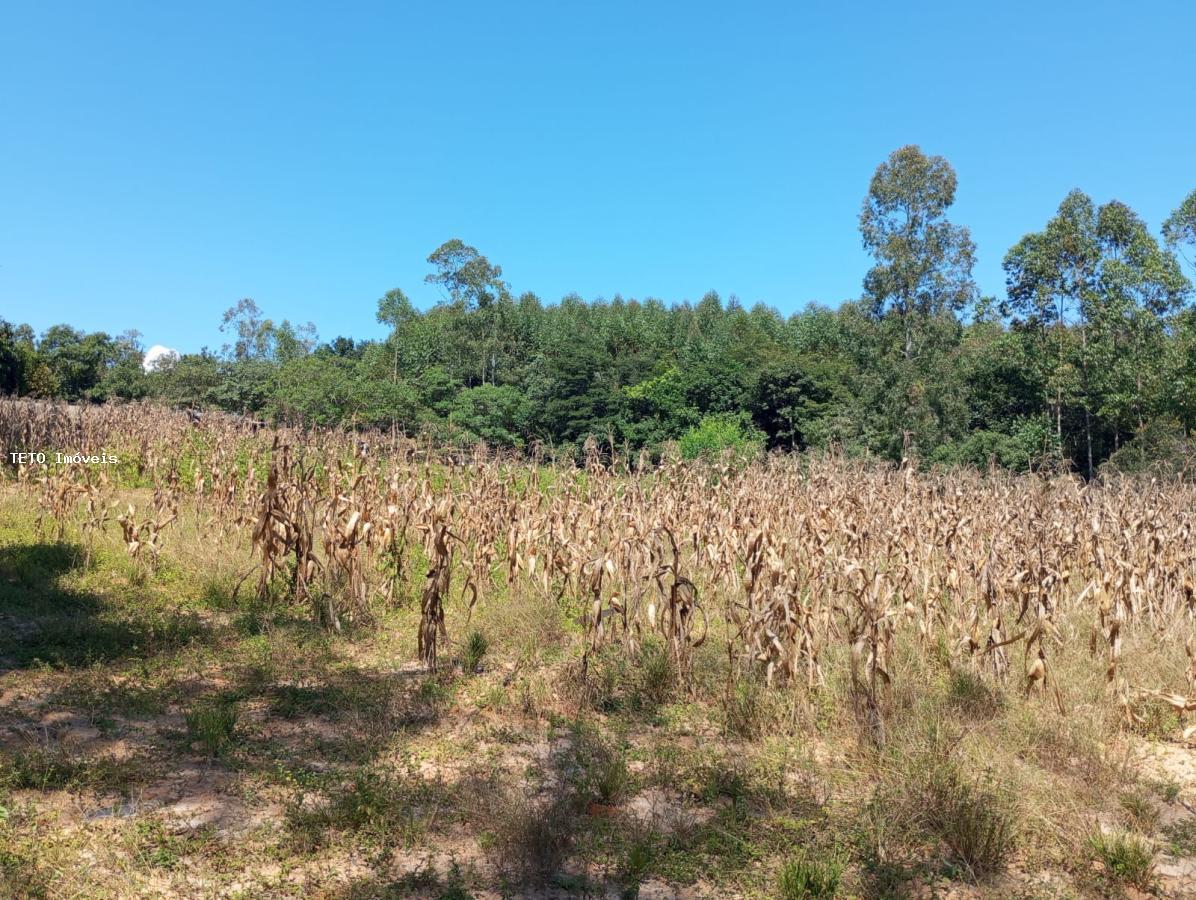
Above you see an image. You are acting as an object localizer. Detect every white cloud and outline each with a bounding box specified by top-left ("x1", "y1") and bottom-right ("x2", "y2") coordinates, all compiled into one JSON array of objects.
[{"x1": 143, "y1": 344, "x2": 180, "y2": 372}]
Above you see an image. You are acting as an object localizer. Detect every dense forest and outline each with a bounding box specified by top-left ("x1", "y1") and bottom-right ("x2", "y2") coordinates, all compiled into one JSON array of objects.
[{"x1": 3, "y1": 146, "x2": 1195, "y2": 475}]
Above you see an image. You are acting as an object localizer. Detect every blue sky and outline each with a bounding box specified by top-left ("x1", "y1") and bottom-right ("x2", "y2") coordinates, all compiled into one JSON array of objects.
[{"x1": 2, "y1": 1, "x2": 1193, "y2": 355}]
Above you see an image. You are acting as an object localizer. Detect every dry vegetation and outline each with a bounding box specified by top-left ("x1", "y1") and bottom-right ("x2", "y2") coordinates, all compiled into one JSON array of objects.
[{"x1": 2, "y1": 398, "x2": 1196, "y2": 898}]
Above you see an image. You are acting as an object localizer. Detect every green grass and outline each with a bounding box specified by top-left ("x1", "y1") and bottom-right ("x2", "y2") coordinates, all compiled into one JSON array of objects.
[
  {"x1": 287, "y1": 762, "x2": 452, "y2": 851},
  {"x1": 0, "y1": 745, "x2": 145, "y2": 796},
  {"x1": 1089, "y1": 829, "x2": 1155, "y2": 890},
  {"x1": 1163, "y1": 817, "x2": 1196, "y2": 856},
  {"x1": 922, "y1": 765, "x2": 1018, "y2": 877},
  {"x1": 777, "y1": 850, "x2": 843, "y2": 899},
  {"x1": 185, "y1": 694, "x2": 239, "y2": 756},
  {"x1": 460, "y1": 630, "x2": 489, "y2": 675}
]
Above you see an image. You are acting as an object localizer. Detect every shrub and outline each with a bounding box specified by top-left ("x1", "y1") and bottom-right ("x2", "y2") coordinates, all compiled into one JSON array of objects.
[
  {"x1": 678, "y1": 413, "x2": 763, "y2": 461},
  {"x1": 1102, "y1": 417, "x2": 1195, "y2": 477}
]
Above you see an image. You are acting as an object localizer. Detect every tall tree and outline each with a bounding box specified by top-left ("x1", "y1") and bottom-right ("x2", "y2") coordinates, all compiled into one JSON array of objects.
[
  {"x1": 1089, "y1": 200, "x2": 1190, "y2": 441},
  {"x1": 859, "y1": 145, "x2": 977, "y2": 359},
  {"x1": 376, "y1": 287, "x2": 416, "y2": 383},
  {"x1": 857, "y1": 147, "x2": 976, "y2": 459},
  {"x1": 425, "y1": 239, "x2": 509, "y2": 385},
  {"x1": 1003, "y1": 191, "x2": 1100, "y2": 472},
  {"x1": 424, "y1": 239, "x2": 507, "y2": 308},
  {"x1": 1163, "y1": 189, "x2": 1196, "y2": 277}
]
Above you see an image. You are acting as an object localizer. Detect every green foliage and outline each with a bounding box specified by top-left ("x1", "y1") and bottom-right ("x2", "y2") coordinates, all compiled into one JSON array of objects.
[
  {"x1": 860, "y1": 145, "x2": 977, "y2": 358},
  {"x1": 185, "y1": 695, "x2": 239, "y2": 756},
  {"x1": 623, "y1": 365, "x2": 699, "y2": 446},
  {"x1": 586, "y1": 638, "x2": 674, "y2": 713},
  {"x1": 777, "y1": 851, "x2": 843, "y2": 899},
  {"x1": 1088, "y1": 830, "x2": 1154, "y2": 889},
  {"x1": 931, "y1": 416, "x2": 1054, "y2": 472},
  {"x1": 1163, "y1": 188, "x2": 1196, "y2": 274},
  {"x1": 751, "y1": 359, "x2": 843, "y2": 450},
  {"x1": 558, "y1": 722, "x2": 631, "y2": 805},
  {"x1": 4, "y1": 169, "x2": 1193, "y2": 477},
  {"x1": 1102, "y1": 417, "x2": 1194, "y2": 477},
  {"x1": 723, "y1": 675, "x2": 771, "y2": 739},
  {"x1": 449, "y1": 385, "x2": 529, "y2": 448},
  {"x1": 678, "y1": 413, "x2": 763, "y2": 461},
  {"x1": 287, "y1": 762, "x2": 445, "y2": 851},
  {"x1": 461, "y1": 630, "x2": 489, "y2": 675},
  {"x1": 922, "y1": 765, "x2": 1018, "y2": 877}
]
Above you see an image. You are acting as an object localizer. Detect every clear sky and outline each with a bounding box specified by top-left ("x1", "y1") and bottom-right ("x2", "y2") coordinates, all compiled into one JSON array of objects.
[{"x1": 2, "y1": 1, "x2": 1193, "y2": 355}]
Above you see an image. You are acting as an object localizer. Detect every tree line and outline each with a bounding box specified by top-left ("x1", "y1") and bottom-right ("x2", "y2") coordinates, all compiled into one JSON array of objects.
[{"x1": 3, "y1": 146, "x2": 1195, "y2": 474}]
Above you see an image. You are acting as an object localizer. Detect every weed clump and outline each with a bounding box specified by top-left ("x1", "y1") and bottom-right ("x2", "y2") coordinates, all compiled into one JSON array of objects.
[
  {"x1": 777, "y1": 850, "x2": 843, "y2": 899},
  {"x1": 921, "y1": 764, "x2": 1018, "y2": 877},
  {"x1": 461, "y1": 630, "x2": 489, "y2": 675},
  {"x1": 185, "y1": 694, "x2": 239, "y2": 756},
  {"x1": 1089, "y1": 829, "x2": 1154, "y2": 890}
]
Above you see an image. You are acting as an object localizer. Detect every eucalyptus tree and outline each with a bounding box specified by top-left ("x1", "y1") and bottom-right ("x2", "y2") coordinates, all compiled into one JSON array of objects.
[
  {"x1": 857, "y1": 146, "x2": 977, "y2": 459},
  {"x1": 376, "y1": 287, "x2": 416, "y2": 383},
  {"x1": 1163, "y1": 189, "x2": 1196, "y2": 276},
  {"x1": 425, "y1": 239, "x2": 510, "y2": 386},
  {"x1": 1003, "y1": 191, "x2": 1100, "y2": 472},
  {"x1": 859, "y1": 145, "x2": 977, "y2": 360},
  {"x1": 1089, "y1": 201, "x2": 1190, "y2": 442}
]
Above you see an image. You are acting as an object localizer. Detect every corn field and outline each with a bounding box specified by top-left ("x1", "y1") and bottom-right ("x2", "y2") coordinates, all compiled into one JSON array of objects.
[{"x1": 4, "y1": 398, "x2": 1195, "y2": 736}]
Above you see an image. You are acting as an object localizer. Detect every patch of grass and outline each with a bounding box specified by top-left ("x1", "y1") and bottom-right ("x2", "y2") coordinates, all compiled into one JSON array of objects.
[
  {"x1": 12, "y1": 609, "x2": 208, "y2": 670},
  {"x1": 1119, "y1": 790, "x2": 1160, "y2": 833},
  {"x1": 559, "y1": 723, "x2": 631, "y2": 806},
  {"x1": 49, "y1": 676, "x2": 172, "y2": 718},
  {"x1": 128, "y1": 818, "x2": 213, "y2": 870},
  {"x1": 1163, "y1": 817, "x2": 1196, "y2": 856},
  {"x1": 1089, "y1": 829, "x2": 1154, "y2": 890},
  {"x1": 723, "y1": 675, "x2": 770, "y2": 740},
  {"x1": 269, "y1": 684, "x2": 343, "y2": 719},
  {"x1": 1, "y1": 747, "x2": 85, "y2": 792},
  {"x1": 482, "y1": 789, "x2": 577, "y2": 886},
  {"x1": 856, "y1": 801, "x2": 920, "y2": 897},
  {"x1": 417, "y1": 675, "x2": 456, "y2": 708},
  {"x1": 437, "y1": 859, "x2": 475, "y2": 900},
  {"x1": 636, "y1": 639, "x2": 674, "y2": 709},
  {"x1": 0, "y1": 842, "x2": 50, "y2": 899},
  {"x1": 1129, "y1": 695, "x2": 1182, "y2": 739},
  {"x1": 921, "y1": 763, "x2": 1018, "y2": 878},
  {"x1": 461, "y1": 630, "x2": 489, "y2": 675},
  {"x1": 1153, "y1": 779, "x2": 1182, "y2": 804},
  {"x1": 618, "y1": 827, "x2": 658, "y2": 899},
  {"x1": 185, "y1": 694, "x2": 239, "y2": 756},
  {"x1": 777, "y1": 850, "x2": 843, "y2": 899},
  {"x1": 584, "y1": 637, "x2": 674, "y2": 714},
  {"x1": 861, "y1": 721, "x2": 1019, "y2": 884},
  {"x1": 946, "y1": 669, "x2": 1001, "y2": 718},
  {"x1": 1, "y1": 746, "x2": 139, "y2": 794},
  {"x1": 287, "y1": 762, "x2": 450, "y2": 851}
]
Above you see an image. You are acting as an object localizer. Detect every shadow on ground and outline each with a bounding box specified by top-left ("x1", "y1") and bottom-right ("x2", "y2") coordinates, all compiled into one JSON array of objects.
[{"x1": 0, "y1": 541, "x2": 208, "y2": 672}]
